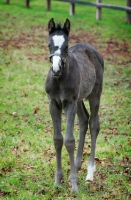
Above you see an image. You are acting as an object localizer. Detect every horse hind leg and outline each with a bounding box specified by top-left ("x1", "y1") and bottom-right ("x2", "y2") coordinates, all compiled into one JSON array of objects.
[
  {"x1": 86, "y1": 97, "x2": 100, "y2": 182},
  {"x1": 75, "y1": 101, "x2": 89, "y2": 171}
]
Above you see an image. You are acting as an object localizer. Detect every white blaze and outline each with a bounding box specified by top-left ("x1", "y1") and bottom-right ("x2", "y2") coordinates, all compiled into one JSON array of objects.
[
  {"x1": 52, "y1": 35, "x2": 65, "y2": 48},
  {"x1": 52, "y1": 35, "x2": 65, "y2": 73},
  {"x1": 52, "y1": 56, "x2": 61, "y2": 72}
]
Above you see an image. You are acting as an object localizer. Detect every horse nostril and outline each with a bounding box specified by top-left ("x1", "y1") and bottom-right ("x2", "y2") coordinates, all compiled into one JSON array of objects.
[
  {"x1": 51, "y1": 65, "x2": 61, "y2": 74},
  {"x1": 51, "y1": 66, "x2": 61, "y2": 77}
]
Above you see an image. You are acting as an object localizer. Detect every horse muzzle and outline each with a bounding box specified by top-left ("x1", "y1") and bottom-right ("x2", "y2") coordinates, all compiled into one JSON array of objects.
[
  {"x1": 51, "y1": 65, "x2": 62, "y2": 78},
  {"x1": 49, "y1": 53, "x2": 66, "y2": 78}
]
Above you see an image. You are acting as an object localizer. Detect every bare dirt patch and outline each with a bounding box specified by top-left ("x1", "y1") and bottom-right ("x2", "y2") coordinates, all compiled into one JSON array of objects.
[{"x1": 0, "y1": 26, "x2": 131, "y2": 65}]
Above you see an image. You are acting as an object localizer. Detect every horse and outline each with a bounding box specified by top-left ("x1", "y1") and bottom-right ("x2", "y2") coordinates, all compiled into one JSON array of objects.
[{"x1": 45, "y1": 18, "x2": 104, "y2": 192}]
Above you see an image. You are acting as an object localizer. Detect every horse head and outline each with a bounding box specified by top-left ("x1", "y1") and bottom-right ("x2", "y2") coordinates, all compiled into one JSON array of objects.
[{"x1": 48, "y1": 18, "x2": 70, "y2": 78}]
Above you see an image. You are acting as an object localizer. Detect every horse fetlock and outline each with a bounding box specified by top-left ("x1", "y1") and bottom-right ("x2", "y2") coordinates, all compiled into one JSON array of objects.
[{"x1": 74, "y1": 158, "x2": 81, "y2": 171}]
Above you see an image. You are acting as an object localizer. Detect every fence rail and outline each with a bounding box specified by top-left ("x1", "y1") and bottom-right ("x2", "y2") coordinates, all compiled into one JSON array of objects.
[
  {"x1": 57, "y1": 0, "x2": 131, "y2": 12},
  {"x1": 47, "y1": 0, "x2": 131, "y2": 24},
  {"x1": 5, "y1": 0, "x2": 131, "y2": 24}
]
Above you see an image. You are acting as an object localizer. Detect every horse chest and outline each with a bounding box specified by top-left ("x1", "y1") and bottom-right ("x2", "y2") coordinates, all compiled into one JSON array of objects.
[{"x1": 45, "y1": 77, "x2": 78, "y2": 102}]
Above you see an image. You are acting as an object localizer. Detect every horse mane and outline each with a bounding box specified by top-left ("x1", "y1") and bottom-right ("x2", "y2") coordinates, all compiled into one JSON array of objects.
[
  {"x1": 56, "y1": 23, "x2": 62, "y2": 30},
  {"x1": 56, "y1": 23, "x2": 68, "y2": 35}
]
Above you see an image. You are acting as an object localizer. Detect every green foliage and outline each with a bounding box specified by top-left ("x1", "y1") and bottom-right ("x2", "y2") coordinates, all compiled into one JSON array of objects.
[{"x1": 0, "y1": 0, "x2": 131, "y2": 199}]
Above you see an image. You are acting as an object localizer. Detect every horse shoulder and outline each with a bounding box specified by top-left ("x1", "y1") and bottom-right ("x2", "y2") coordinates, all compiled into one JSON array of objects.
[
  {"x1": 61, "y1": 58, "x2": 81, "y2": 101},
  {"x1": 45, "y1": 70, "x2": 59, "y2": 97}
]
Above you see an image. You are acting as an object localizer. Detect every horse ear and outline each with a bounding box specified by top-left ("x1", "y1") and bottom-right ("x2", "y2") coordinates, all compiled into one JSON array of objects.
[
  {"x1": 63, "y1": 19, "x2": 70, "y2": 35},
  {"x1": 48, "y1": 18, "x2": 55, "y2": 34}
]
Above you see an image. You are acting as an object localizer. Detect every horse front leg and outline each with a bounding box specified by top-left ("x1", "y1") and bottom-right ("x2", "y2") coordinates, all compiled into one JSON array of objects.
[
  {"x1": 49, "y1": 99, "x2": 63, "y2": 186},
  {"x1": 86, "y1": 97, "x2": 100, "y2": 182},
  {"x1": 64, "y1": 101, "x2": 78, "y2": 192}
]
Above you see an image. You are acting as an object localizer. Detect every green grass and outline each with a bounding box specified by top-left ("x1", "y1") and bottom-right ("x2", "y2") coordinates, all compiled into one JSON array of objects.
[{"x1": 0, "y1": 0, "x2": 131, "y2": 199}]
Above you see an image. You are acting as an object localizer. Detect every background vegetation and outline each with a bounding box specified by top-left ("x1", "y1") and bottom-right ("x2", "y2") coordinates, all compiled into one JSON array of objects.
[{"x1": 0, "y1": 0, "x2": 131, "y2": 199}]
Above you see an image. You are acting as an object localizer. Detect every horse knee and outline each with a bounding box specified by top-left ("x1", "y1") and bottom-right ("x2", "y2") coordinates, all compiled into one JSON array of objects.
[
  {"x1": 54, "y1": 137, "x2": 63, "y2": 150},
  {"x1": 64, "y1": 137, "x2": 75, "y2": 153}
]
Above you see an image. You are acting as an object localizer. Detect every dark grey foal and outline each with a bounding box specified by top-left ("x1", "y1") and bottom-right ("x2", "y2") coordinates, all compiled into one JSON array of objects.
[{"x1": 45, "y1": 18, "x2": 104, "y2": 192}]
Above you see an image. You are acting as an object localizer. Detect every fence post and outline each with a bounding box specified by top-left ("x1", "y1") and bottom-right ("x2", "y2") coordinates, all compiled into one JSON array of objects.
[
  {"x1": 47, "y1": 0, "x2": 51, "y2": 11},
  {"x1": 126, "y1": 0, "x2": 131, "y2": 24},
  {"x1": 96, "y1": 0, "x2": 102, "y2": 20},
  {"x1": 26, "y1": 0, "x2": 30, "y2": 8},
  {"x1": 6, "y1": 0, "x2": 10, "y2": 3},
  {"x1": 70, "y1": 0, "x2": 75, "y2": 16}
]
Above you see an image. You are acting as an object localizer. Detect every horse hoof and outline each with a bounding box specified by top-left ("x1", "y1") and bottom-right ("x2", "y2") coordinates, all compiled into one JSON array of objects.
[
  {"x1": 85, "y1": 179, "x2": 93, "y2": 184},
  {"x1": 72, "y1": 185, "x2": 78, "y2": 193},
  {"x1": 54, "y1": 183, "x2": 62, "y2": 189},
  {"x1": 70, "y1": 176, "x2": 78, "y2": 193},
  {"x1": 55, "y1": 171, "x2": 63, "y2": 186}
]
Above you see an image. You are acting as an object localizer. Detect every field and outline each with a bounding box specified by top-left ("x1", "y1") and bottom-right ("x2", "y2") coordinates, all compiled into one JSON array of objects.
[{"x1": 0, "y1": 0, "x2": 131, "y2": 199}]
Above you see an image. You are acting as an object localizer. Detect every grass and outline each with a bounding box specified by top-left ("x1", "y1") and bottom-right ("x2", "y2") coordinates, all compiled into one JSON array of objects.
[{"x1": 0, "y1": 0, "x2": 131, "y2": 199}]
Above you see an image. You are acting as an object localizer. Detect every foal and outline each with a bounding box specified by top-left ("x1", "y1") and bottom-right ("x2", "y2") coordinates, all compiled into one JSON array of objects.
[{"x1": 45, "y1": 18, "x2": 104, "y2": 192}]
